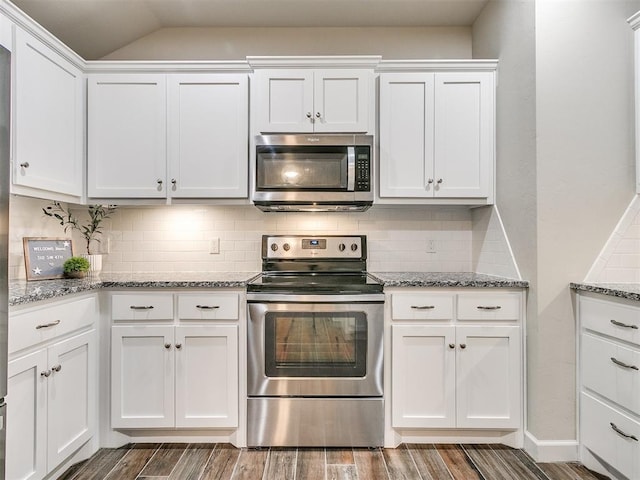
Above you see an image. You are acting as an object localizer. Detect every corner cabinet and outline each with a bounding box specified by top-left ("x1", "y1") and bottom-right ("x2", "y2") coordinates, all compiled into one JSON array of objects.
[
  {"x1": 388, "y1": 288, "x2": 523, "y2": 447},
  {"x1": 110, "y1": 292, "x2": 239, "y2": 430},
  {"x1": 577, "y1": 293, "x2": 640, "y2": 480},
  {"x1": 378, "y1": 64, "x2": 496, "y2": 205},
  {"x1": 87, "y1": 72, "x2": 249, "y2": 200},
  {"x1": 6, "y1": 295, "x2": 97, "y2": 480},
  {"x1": 12, "y1": 27, "x2": 83, "y2": 199}
]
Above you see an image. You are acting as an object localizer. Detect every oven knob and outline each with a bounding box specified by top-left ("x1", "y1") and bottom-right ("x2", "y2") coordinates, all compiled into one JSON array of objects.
[
  {"x1": 283, "y1": 243, "x2": 290, "y2": 251},
  {"x1": 351, "y1": 243, "x2": 358, "y2": 252},
  {"x1": 270, "y1": 243, "x2": 278, "y2": 252},
  {"x1": 338, "y1": 243, "x2": 346, "y2": 252}
]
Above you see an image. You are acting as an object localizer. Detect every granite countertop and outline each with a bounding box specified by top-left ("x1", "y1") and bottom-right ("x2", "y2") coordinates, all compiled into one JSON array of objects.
[
  {"x1": 372, "y1": 272, "x2": 529, "y2": 288},
  {"x1": 570, "y1": 282, "x2": 640, "y2": 303},
  {"x1": 9, "y1": 272, "x2": 260, "y2": 307}
]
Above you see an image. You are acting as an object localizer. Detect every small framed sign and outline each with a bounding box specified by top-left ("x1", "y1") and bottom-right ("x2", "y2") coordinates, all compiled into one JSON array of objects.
[{"x1": 23, "y1": 237, "x2": 74, "y2": 281}]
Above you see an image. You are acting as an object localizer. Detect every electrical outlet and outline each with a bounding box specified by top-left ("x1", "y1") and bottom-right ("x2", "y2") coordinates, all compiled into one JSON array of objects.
[
  {"x1": 209, "y1": 238, "x2": 220, "y2": 254},
  {"x1": 426, "y1": 239, "x2": 436, "y2": 254}
]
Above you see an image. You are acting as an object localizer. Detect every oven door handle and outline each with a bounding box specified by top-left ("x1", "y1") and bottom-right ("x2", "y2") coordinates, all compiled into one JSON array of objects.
[{"x1": 347, "y1": 146, "x2": 356, "y2": 192}]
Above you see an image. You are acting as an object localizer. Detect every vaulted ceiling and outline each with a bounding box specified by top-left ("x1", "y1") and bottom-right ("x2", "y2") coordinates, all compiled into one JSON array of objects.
[{"x1": 11, "y1": 0, "x2": 489, "y2": 59}]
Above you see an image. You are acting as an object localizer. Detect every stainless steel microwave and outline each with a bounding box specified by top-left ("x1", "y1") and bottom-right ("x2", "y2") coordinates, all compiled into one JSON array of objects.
[{"x1": 253, "y1": 134, "x2": 374, "y2": 212}]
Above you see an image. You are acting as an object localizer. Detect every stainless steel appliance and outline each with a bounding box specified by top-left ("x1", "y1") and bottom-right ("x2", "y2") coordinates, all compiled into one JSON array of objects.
[
  {"x1": 0, "y1": 44, "x2": 10, "y2": 477},
  {"x1": 253, "y1": 134, "x2": 373, "y2": 212},
  {"x1": 247, "y1": 235, "x2": 384, "y2": 447}
]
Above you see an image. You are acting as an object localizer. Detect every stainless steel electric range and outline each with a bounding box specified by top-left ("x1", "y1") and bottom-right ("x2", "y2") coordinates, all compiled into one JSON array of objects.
[{"x1": 246, "y1": 235, "x2": 384, "y2": 447}]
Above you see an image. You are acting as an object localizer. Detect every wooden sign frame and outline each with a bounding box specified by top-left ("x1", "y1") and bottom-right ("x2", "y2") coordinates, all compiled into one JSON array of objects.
[{"x1": 23, "y1": 237, "x2": 74, "y2": 281}]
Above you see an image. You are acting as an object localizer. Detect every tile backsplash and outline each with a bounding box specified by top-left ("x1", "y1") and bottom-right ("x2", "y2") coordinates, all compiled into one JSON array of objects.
[{"x1": 9, "y1": 196, "x2": 481, "y2": 279}]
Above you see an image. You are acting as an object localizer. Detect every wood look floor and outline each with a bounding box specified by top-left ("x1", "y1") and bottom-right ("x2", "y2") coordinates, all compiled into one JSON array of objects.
[{"x1": 56, "y1": 443, "x2": 610, "y2": 480}]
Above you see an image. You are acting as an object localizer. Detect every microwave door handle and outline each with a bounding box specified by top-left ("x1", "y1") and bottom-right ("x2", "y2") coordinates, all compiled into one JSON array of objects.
[{"x1": 347, "y1": 146, "x2": 356, "y2": 191}]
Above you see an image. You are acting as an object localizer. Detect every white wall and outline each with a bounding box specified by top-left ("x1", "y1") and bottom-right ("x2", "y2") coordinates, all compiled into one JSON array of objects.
[{"x1": 101, "y1": 26, "x2": 472, "y2": 60}]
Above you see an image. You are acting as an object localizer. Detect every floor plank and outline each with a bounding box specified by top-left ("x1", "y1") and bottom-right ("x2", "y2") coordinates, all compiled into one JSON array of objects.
[
  {"x1": 231, "y1": 448, "x2": 269, "y2": 480},
  {"x1": 167, "y1": 443, "x2": 215, "y2": 480},
  {"x1": 138, "y1": 443, "x2": 187, "y2": 477},
  {"x1": 103, "y1": 443, "x2": 160, "y2": 480},
  {"x1": 200, "y1": 443, "x2": 242, "y2": 480},
  {"x1": 327, "y1": 464, "x2": 358, "y2": 480},
  {"x1": 406, "y1": 444, "x2": 452, "y2": 480},
  {"x1": 382, "y1": 444, "x2": 422, "y2": 480},
  {"x1": 463, "y1": 444, "x2": 528, "y2": 480},
  {"x1": 66, "y1": 447, "x2": 132, "y2": 480},
  {"x1": 263, "y1": 448, "x2": 297, "y2": 480},
  {"x1": 327, "y1": 448, "x2": 355, "y2": 465},
  {"x1": 353, "y1": 448, "x2": 390, "y2": 480},
  {"x1": 488, "y1": 445, "x2": 551, "y2": 480},
  {"x1": 538, "y1": 462, "x2": 586, "y2": 480},
  {"x1": 435, "y1": 444, "x2": 484, "y2": 480},
  {"x1": 296, "y1": 448, "x2": 326, "y2": 480}
]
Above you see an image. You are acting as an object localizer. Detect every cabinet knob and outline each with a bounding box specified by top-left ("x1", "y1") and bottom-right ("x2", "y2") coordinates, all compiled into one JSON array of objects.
[
  {"x1": 41, "y1": 370, "x2": 51, "y2": 378},
  {"x1": 51, "y1": 364, "x2": 62, "y2": 373},
  {"x1": 427, "y1": 179, "x2": 434, "y2": 184},
  {"x1": 20, "y1": 162, "x2": 30, "y2": 168},
  {"x1": 437, "y1": 178, "x2": 443, "y2": 184},
  {"x1": 164, "y1": 343, "x2": 171, "y2": 349},
  {"x1": 175, "y1": 343, "x2": 182, "y2": 350},
  {"x1": 171, "y1": 179, "x2": 177, "y2": 186},
  {"x1": 459, "y1": 344, "x2": 467, "y2": 349},
  {"x1": 306, "y1": 112, "x2": 312, "y2": 118},
  {"x1": 449, "y1": 343, "x2": 455, "y2": 349},
  {"x1": 315, "y1": 112, "x2": 321, "y2": 118}
]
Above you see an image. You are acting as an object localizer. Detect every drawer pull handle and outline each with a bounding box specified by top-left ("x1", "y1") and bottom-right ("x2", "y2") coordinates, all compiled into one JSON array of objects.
[
  {"x1": 35, "y1": 320, "x2": 61, "y2": 330},
  {"x1": 610, "y1": 422, "x2": 639, "y2": 441},
  {"x1": 196, "y1": 305, "x2": 220, "y2": 310},
  {"x1": 411, "y1": 305, "x2": 435, "y2": 310},
  {"x1": 130, "y1": 305, "x2": 155, "y2": 310},
  {"x1": 610, "y1": 357, "x2": 639, "y2": 371},
  {"x1": 477, "y1": 305, "x2": 502, "y2": 310},
  {"x1": 610, "y1": 319, "x2": 638, "y2": 329}
]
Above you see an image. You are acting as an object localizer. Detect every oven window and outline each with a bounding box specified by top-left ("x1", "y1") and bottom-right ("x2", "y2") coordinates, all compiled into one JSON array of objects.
[
  {"x1": 264, "y1": 312, "x2": 367, "y2": 377},
  {"x1": 256, "y1": 146, "x2": 347, "y2": 190}
]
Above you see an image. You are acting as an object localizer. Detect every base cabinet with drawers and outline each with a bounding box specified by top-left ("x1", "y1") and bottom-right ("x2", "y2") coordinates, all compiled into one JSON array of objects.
[
  {"x1": 6, "y1": 295, "x2": 97, "y2": 480},
  {"x1": 110, "y1": 291, "x2": 239, "y2": 430},
  {"x1": 389, "y1": 289, "x2": 524, "y2": 443},
  {"x1": 578, "y1": 293, "x2": 640, "y2": 480}
]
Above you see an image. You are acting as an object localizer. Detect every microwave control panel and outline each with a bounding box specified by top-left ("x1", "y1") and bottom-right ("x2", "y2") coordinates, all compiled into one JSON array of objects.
[{"x1": 355, "y1": 146, "x2": 371, "y2": 192}]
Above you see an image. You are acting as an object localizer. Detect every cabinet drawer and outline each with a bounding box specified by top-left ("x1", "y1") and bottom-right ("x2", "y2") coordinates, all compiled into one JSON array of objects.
[
  {"x1": 112, "y1": 294, "x2": 174, "y2": 321},
  {"x1": 581, "y1": 392, "x2": 640, "y2": 480},
  {"x1": 391, "y1": 293, "x2": 454, "y2": 320},
  {"x1": 580, "y1": 295, "x2": 640, "y2": 346},
  {"x1": 9, "y1": 296, "x2": 96, "y2": 354},
  {"x1": 177, "y1": 294, "x2": 239, "y2": 320},
  {"x1": 457, "y1": 292, "x2": 521, "y2": 321},
  {"x1": 582, "y1": 333, "x2": 640, "y2": 414}
]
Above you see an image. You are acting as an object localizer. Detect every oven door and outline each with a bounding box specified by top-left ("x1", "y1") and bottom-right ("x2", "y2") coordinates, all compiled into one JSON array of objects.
[{"x1": 247, "y1": 296, "x2": 383, "y2": 397}]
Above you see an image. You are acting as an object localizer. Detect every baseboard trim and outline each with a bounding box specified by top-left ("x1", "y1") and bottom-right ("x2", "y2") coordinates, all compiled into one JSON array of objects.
[{"x1": 524, "y1": 431, "x2": 579, "y2": 462}]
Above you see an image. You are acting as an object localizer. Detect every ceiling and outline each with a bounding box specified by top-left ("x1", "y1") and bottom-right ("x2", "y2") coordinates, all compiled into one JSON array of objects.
[{"x1": 11, "y1": 0, "x2": 489, "y2": 60}]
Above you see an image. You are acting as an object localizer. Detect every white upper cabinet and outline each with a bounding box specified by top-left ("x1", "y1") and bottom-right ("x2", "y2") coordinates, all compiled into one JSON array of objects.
[
  {"x1": 254, "y1": 69, "x2": 371, "y2": 133},
  {"x1": 88, "y1": 74, "x2": 167, "y2": 199},
  {"x1": 87, "y1": 72, "x2": 249, "y2": 200},
  {"x1": 13, "y1": 27, "x2": 83, "y2": 198},
  {"x1": 167, "y1": 74, "x2": 248, "y2": 198},
  {"x1": 379, "y1": 67, "x2": 495, "y2": 204},
  {"x1": 0, "y1": 11, "x2": 12, "y2": 50}
]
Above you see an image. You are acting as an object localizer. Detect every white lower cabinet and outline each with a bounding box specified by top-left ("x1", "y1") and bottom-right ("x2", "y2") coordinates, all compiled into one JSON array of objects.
[
  {"x1": 578, "y1": 293, "x2": 640, "y2": 480},
  {"x1": 110, "y1": 292, "x2": 239, "y2": 430},
  {"x1": 7, "y1": 329, "x2": 96, "y2": 480},
  {"x1": 390, "y1": 289, "x2": 523, "y2": 436}
]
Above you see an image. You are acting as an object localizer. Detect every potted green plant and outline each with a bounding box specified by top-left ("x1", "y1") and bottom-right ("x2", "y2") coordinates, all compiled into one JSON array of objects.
[
  {"x1": 62, "y1": 256, "x2": 91, "y2": 279},
  {"x1": 43, "y1": 201, "x2": 117, "y2": 273}
]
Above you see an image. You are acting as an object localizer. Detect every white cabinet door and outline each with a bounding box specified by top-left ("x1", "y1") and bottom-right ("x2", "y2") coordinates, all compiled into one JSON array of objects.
[
  {"x1": 456, "y1": 325, "x2": 521, "y2": 429},
  {"x1": 175, "y1": 325, "x2": 238, "y2": 428},
  {"x1": 255, "y1": 69, "x2": 314, "y2": 133},
  {"x1": 313, "y1": 70, "x2": 370, "y2": 133},
  {"x1": 88, "y1": 74, "x2": 167, "y2": 198},
  {"x1": 391, "y1": 324, "x2": 455, "y2": 428},
  {"x1": 13, "y1": 28, "x2": 83, "y2": 197},
  {"x1": 111, "y1": 325, "x2": 175, "y2": 428},
  {"x1": 167, "y1": 74, "x2": 248, "y2": 198},
  {"x1": 434, "y1": 73, "x2": 493, "y2": 198},
  {"x1": 254, "y1": 69, "x2": 370, "y2": 133},
  {"x1": 6, "y1": 350, "x2": 48, "y2": 480},
  {"x1": 379, "y1": 73, "x2": 435, "y2": 198},
  {"x1": 46, "y1": 330, "x2": 96, "y2": 470}
]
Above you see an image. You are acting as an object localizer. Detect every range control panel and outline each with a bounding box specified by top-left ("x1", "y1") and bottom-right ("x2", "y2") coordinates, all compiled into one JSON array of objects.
[{"x1": 262, "y1": 235, "x2": 365, "y2": 260}]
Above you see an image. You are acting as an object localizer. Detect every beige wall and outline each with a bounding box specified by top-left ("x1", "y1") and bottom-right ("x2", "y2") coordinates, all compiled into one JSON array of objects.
[{"x1": 101, "y1": 26, "x2": 472, "y2": 60}]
